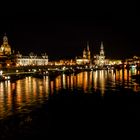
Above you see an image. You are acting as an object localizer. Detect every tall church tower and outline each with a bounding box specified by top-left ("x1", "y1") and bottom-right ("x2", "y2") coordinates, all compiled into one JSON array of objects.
[
  {"x1": 83, "y1": 48, "x2": 86, "y2": 59},
  {"x1": 87, "y1": 41, "x2": 90, "y2": 60},
  {"x1": 99, "y1": 41, "x2": 105, "y2": 66},
  {"x1": 100, "y1": 41, "x2": 104, "y2": 56}
]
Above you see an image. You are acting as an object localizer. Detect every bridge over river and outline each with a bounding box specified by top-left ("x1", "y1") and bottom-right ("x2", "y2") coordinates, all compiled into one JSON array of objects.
[
  {"x1": 0, "y1": 65, "x2": 86, "y2": 81},
  {"x1": 0, "y1": 63, "x2": 137, "y2": 81}
]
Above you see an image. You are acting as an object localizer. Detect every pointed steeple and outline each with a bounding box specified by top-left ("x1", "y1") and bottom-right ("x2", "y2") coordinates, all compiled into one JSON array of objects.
[
  {"x1": 86, "y1": 41, "x2": 90, "y2": 60},
  {"x1": 100, "y1": 41, "x2": 104, "y2": 56},
  {"x1": 100, "y1": 41, "x2": 104, "y2": 50},
  {"x1": 87, "y1": 41, "x2": 89, "y2": 51},
  {"x1": 83, "y1": 48, "x2": 86, "y2": 58}
]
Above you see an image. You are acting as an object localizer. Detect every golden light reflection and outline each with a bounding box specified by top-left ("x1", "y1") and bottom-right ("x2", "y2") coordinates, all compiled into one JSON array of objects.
[
  {"x1": 73, "y1": 75, "x2": 77, "y2": 87},
  {"x1": 33, "y1": 78, "x2": 37, "y2": 98},
  {"x1": 67, "y1": 76, "x2": 70, "y2": 88},
  {"x1": 7, "y1": 83, "x2": 14, "y2": 110},
  {"x1": 0, "y1": 82, "x2": 4, "y2": 93},
  {"x1": 77, "y1": 73, "x2": 83, "y2": 87},
  {"x1": 55, "y1": 75, "x2": 61, "y2": 91},
  {"x1": 0, "y1": 82, "x2": 4, "y2": 118},
  {"x1": 43, "y1": 76, "x2": 49, "y2": 98},
  {"x1": 25, "y1": 77, "x2": 31, "y2": 102},
  {"x1": 62, "y1": 74, "x2": 66, "y2": 89},
  {"x1": 93, "y1": 71, "x2": 98, "y2": 92},
  {"x1": 16, "y1": 80, "x2": 22, "y2": 106},
  {"x1": 0, "y1": 76, "x2": 51, "y2": 119},
  {"x1": 99, "y1": 70, "x2": 105, "y2": 96},
  {"x1": 38, "y1": 81, "x2": 43, "y2": 98},
  {"x1": 50, "y1": 81, "x2": 54, "y2": 94},
  {"x1": 83, "y1": 72, "x2": 88, "y2": 92},
  {"x1": 70, "y1": 75, "x2": 74, "y2": 89},
  {"x1": 0, "y1": 69, "x2": 140, "y2": 120}
]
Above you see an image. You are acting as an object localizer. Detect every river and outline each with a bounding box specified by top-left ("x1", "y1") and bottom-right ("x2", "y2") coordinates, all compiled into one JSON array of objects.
[{"x1": 0, "y1": 68, "x2": 140, "y2": 138}]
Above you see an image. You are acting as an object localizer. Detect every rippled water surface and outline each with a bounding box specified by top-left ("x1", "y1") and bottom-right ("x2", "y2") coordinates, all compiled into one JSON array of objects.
[{"x1": 0, "y1": 69, "x2": 140, "y2": 120}]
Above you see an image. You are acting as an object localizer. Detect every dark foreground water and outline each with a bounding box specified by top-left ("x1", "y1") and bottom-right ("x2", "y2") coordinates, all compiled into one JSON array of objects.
[{"x1": 0, "y1": 69, "x2": 140, "y2": 139}]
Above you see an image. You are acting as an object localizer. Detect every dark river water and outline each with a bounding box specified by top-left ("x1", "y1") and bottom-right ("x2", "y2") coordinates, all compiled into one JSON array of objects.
[{"x1": 0, "y1": 69, "x2": 140, "y2": 139}]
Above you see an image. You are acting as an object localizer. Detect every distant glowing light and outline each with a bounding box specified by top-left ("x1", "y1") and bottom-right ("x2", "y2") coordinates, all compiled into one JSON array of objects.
[
  {"x1": 131, "y1": 65, "x2": 136, "y2": 68},
  {"x1": 0, "y1": 70, "x2": 3, "y2": 75},
  {"x1": 32, "y1": 69, "x2": 36, "y2": 72},
  {"x1": 4, "y1": 76, "x2": 10, "y2": 80}
]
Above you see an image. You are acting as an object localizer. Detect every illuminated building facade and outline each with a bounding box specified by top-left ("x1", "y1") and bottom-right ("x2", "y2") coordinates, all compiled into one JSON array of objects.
[
  {"x1": 76, "y1": 42, "x2": 91, "y2": 65},
  {"x1": 0, "y1": 33, "x2": 11, "y2": 56},
  {"x1": 0, "y1": 34, "x2": 15, "y2": 67},
  {"x1": 0, "y1": 33, "x2": 49, "y2": 67},
  {"x1": 51, "y1": 59, "x2": 76, "y2": 66},
  {"x1": 108, "y1": 59, "x2": 122, "y2": 65},
  {"x1": 16, "y1": 52, "x2": 48, "y2": 66},
  {"x1": 93, "y1": 42, "x2": 107, "y2": 66}
]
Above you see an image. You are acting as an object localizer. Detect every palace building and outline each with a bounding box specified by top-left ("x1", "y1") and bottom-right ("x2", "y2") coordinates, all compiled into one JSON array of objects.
[{"x1": 16, "y1": 52, "x2": 48, "y2": 66}]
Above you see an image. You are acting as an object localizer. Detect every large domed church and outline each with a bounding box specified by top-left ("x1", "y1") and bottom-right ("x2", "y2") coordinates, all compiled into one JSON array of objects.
[
  {"x1": 0, "y1": 33, "x2": 11, "y2": 56},
  {"x1": 0, "y1": 33, "x2": 15, "y2": 67}
]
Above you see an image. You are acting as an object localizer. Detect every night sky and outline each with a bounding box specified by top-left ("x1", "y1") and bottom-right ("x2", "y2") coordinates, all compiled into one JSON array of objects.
[{"x1": 0, "y1": 3, "x2": 139, "y2": 60}]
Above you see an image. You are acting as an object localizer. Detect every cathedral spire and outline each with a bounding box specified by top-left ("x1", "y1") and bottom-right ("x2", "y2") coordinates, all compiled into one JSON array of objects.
[
  {"x1": 87, "y1": 41, "x2": 89, "y2": 51},
  {"x1": 100, "y1": 41, "x2": 104, "y2": 56},
  {"x1": 83, "y1": 48, "x2": 86, "y2": 58},
  {"x1": 86, "y1": 41, "x2": 90, "y2": 60},
  {"x1": 100, "y1": 41, "x2": 104, "y2": 50}
]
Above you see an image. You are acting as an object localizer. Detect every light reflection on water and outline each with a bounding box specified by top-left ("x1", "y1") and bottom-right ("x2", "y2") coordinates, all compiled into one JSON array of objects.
[
  {"x1": 0, "y1": 76, "x2": 49, "y2": 119},
  {"x1": 0, "y1": 69, "x2": 140, "y2": 119}
]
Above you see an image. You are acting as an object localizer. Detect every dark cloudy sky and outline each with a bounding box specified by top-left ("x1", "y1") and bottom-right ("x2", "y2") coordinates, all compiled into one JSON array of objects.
[{"x1": 0, "y1": 2, "x2": 139, "y2": 60}]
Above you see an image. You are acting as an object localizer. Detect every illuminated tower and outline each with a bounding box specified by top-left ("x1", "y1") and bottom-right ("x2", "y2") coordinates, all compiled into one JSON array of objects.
[
  {"x1": 0, "y1": 33, "x2": 11, "y2": 55},
  {"x1": 87, "y1": 41, "x2": 90, "y2": 60},
  {"x1": 100, "y1": 41, "x2": 104, "y2": 56},
  {"x1": 99, "y1": 41, "x2": 105, "y2": 66},
  {"x1": 83, "y1": 48, "x2": 86, "y2": 59}
]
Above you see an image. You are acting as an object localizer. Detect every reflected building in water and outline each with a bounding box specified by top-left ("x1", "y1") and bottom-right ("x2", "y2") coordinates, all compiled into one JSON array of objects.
[
  {"x1": 50, "y1": 69, "x2": 140, "y2": 95},
  {"x1": 0, "y1": 77, "x2": 50, "y2": 119},
  {"x1": 0, "y1": 69, "x2": 140, "y2": 119}
]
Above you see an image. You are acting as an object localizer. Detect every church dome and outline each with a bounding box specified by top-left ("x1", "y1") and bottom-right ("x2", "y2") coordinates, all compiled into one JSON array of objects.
[{"x1": 0, "y1": 34, "x2": 11, "y2": 55}]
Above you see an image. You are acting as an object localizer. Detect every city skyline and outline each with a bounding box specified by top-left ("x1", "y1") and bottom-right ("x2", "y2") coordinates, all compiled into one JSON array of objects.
[
  {"x1": 1, "y1": 9, "x2": 139, "y2": 60},
  {"x1": 1, "y1": 4, "x2": 140, "y2": 138}
]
